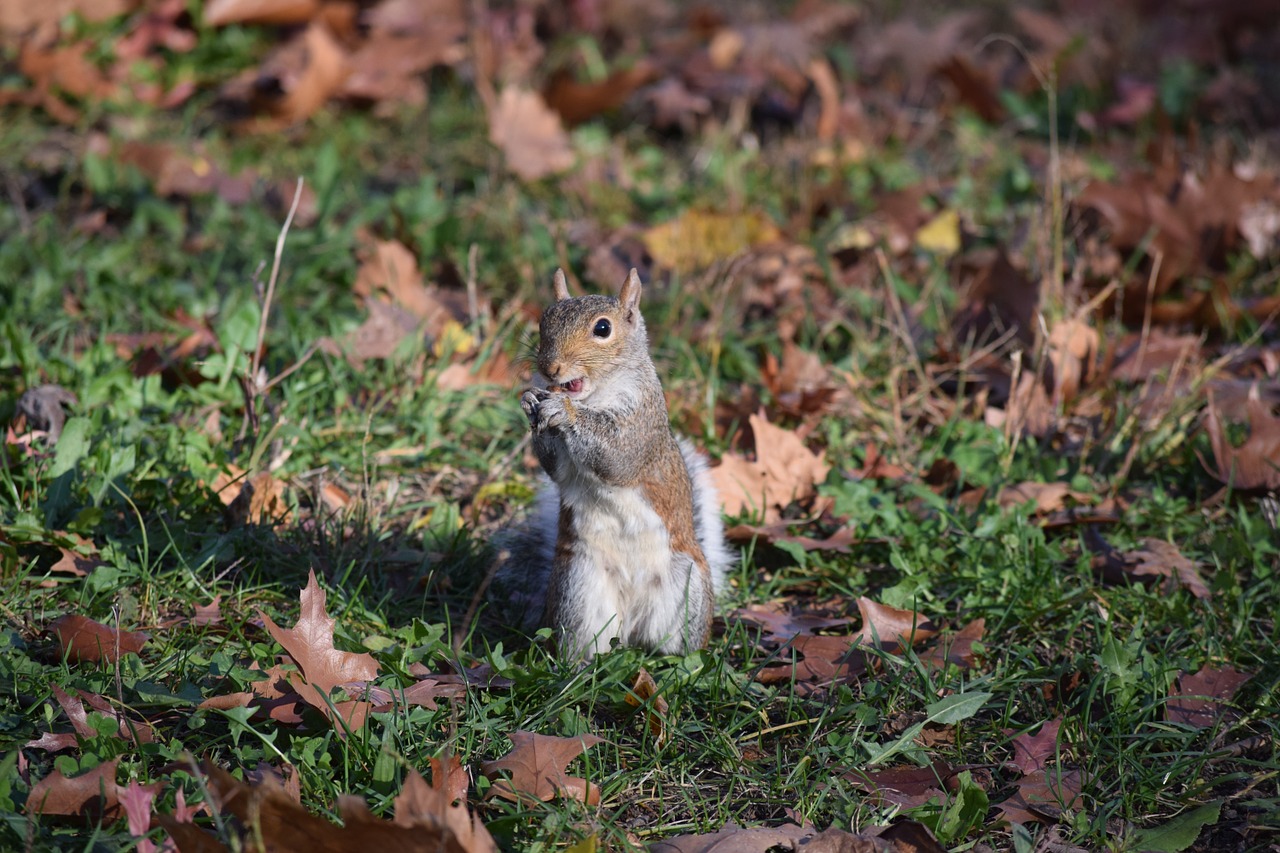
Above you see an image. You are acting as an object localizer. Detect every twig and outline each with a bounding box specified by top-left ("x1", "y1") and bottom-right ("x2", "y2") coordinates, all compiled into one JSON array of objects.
[{"x1": 251, "y1": 178, "x2": 305, "y2": 386}]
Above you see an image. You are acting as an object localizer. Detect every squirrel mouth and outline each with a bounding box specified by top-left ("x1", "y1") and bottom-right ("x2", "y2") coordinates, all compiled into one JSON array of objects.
[{"x1": 559, "y1": 377, "x2": 585, "y2": 394}]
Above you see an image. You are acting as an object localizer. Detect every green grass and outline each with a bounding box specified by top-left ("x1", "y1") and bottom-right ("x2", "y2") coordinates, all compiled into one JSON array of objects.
[{"x1": 2, "y1": 32, "x2": 1279, "y2": 853}]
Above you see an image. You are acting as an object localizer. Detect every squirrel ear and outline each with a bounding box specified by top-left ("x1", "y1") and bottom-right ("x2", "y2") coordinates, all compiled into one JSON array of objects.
[
  {"x1": 619, "y1": 268, "x2": 643, "y2": 323},
  {"x1": 553, "y1": 269, "x2": 571, "y2": 301}
]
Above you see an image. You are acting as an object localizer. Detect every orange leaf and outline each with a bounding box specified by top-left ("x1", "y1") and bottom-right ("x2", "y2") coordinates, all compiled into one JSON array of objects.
[{"x1": 481, "y1": 731, "x2": 604, "y2": 805}]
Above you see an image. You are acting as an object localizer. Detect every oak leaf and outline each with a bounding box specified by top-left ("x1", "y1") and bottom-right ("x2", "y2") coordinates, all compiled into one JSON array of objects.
[
  {"x1": 488, "y1": 88, "x2": 575, "y2": 181},
  {"x1": 50, "y1": 614, "x2": 147, "y2": 664},
  {"x1": 481, "y1": 731, "x2": 604, "y2": 805},
  {"x1": 1203, "y1": 387, "x2": 1280, "y2": 491},
  {"x1": 994, "y1": 768, "x2": 1084, "y2": 826},
  {"x1": 1007, "y1": 718, "x2": 1063, "y2": 776},
  {"x1": 27, "y1": 758, "x2": 129, "y2": 822},
  {"x1": 854, "y1": 597, "x2": 939, "y2": 652},
  {"x1": 712, "y1": 413, "x2": 830, "y2": 523},
  {"x1": 259, "y1": 569, "x2": 379, "y2": 728}
]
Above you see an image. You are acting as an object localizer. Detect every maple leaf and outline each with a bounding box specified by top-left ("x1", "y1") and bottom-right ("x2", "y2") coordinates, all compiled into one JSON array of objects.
[
  {"x1": 481, "y1": 731, "x2": 605, "y2": 805},
  {"x1": 259, "y1": 569, "x2": 379, "y2": 728},
  {"x1": 49, "y1": 614, "x2": 147, "y2": 664}
]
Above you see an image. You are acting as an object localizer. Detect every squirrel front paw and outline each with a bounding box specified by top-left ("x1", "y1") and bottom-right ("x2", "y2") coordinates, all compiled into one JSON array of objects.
[{"x1": 521, "y1": 388, "x2": 571, "y2": 432}]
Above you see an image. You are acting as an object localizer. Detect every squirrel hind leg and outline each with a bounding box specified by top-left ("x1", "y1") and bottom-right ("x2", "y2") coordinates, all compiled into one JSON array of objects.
[{"x1": 677, "y1": 438, "x2": 734, "y2": 597}]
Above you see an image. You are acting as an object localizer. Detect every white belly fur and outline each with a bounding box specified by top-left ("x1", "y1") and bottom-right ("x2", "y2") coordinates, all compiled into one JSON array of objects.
[{"x1": 557, "y1": 472, "x2": 697, "y2": 656}]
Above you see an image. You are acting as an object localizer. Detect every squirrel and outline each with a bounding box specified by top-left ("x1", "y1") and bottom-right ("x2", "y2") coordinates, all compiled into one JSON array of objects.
[{"x1": 502, "y1": 268, "x2": 731, "y2": 659}]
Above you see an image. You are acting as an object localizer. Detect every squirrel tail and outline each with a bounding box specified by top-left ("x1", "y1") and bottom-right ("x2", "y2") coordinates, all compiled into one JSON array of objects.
[
  {"x1": 678, "y1": 438, "x2": 734, "y2": 596},
  {"x1": 492, "y1": 480, "x2": 560, "y2": 629}
]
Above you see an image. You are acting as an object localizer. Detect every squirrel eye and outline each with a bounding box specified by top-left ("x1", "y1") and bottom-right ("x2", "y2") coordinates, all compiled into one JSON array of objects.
[{"x1": 592, "y1": 318, "x2": 612, "y2": 338}]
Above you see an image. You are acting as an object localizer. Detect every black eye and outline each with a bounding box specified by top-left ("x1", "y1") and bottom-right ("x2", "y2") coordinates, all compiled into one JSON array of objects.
[{"x1": 592, "y1": 318, "x2": 611, "y2": 338}]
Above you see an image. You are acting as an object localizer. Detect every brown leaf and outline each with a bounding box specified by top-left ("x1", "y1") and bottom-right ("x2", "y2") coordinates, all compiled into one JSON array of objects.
[
  {"x1": 0, "y1": 0, "x2": 134, "y2": 35},
  {"x1": 340, "y1": 0, "x2": 467, "y2": 106},
  {"x1": 952, "y1": 248, "x2": 1039, "y2": 349},
  {"x1": 854, "y1": 597, "x2": 939, "y2": 652},
  {"x1": 917, "y1": 618, "x2": 985, "y2": 671},
  {"x1": 712, "y1": 412, "x2": 830, "y2": 523},
  {"x1": 488, "y1": 88, "x2": 575, "y2": 181},
  {"x1": 481, "y1": 731, "x2": 604, "y2": 805},
  {"x1": 50, "y1": 615, "x2": 147, "y2": 664},
  {"x1": 392, "y1": 764, "x2": 496, "y2": 852},
  {"x1": 238, "y1": 23, "x2": 349, "y2": 130},
  {"x1": 1008, "y1": 718, "x2": 1063, "y2": 776},
  {"x1": 212, "y1": 465, "x2": 291, "y2": 525},
  {"x1": 1203, "y1": 387, "x2": 1280, "y2": 490},
  {"x1": 260, "y1": 569, "x2": 380, "y2": 727},
  {"x1": 26, "y1": 758, "x2": 125, "y2": 821},
  {"x1": 351, "y1": 237, "x2": 475, "y2": 340},
  {"x1": 544, "y1": 61, "x2": 659, "y2": 127},
  {"x1": 995, "y1": 768, "x2": 1084, "y2": 826},
  {"x1": 49, "y1": 684, "x2": 154, "y2": 745},
  {"x1": 651, "y1": 822, "x2": 898, "y2": 853},
  {"x1": 48, "y1": 546, "x2": 100, "y2": 578},
  {"x1": 1167, "y1": 665, "x2": 1252, "y2": 729},
  {"x1": 204, "y1": 0, "x2": 317, "y2": 27},
  {"x1": 731, "y1": 604, "x2": 855, "y2": 644},
  {"x1": 724, "y1": 522, "x2": 856, "y2": 553},
  {"x1": 756, "y1": 634, "x2": 866, "y2": 688},
  {"x1": 997, "y1": 482, "x2": 1093, "y2": 515},
  {"x1": 23, "y1": 732, "x2": 79, "y2": 752},
  {"x1": 625, "y1": 668, "x2": 669, "y2": 745},
  {"x1": 1126, "y1": 539, "x2": 1211, "y2": 600},
  {"x1": 847, "y1": 760, "x2": 954, "y2": 808}
]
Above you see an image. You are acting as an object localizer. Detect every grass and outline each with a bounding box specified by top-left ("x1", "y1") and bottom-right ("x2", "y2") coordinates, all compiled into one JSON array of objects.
[{"x1": 2, "y1": 28, "x2": 1279, "y2": 853}]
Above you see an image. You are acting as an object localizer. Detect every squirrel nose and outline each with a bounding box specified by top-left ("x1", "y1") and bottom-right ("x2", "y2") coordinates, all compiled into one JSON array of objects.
[{"x1": 546, "y1": 360, "x2": 563, "y2": 380}]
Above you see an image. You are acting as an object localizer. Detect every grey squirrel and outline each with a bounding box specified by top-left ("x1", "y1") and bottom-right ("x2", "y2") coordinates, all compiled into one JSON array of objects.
[{"x1": 502, "y1": 268, "x2": 731, "y2": 659}]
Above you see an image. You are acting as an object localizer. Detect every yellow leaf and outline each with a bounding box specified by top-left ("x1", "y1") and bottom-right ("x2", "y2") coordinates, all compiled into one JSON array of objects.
[
  {"x1": 643, "y1": 209, "x2": 780, "y2": 274},
  {"x1": 914, "y1": 209, "x2": 961, "y2": 255},
  {"x1": 432, "y1": 319, "x2": 475, "y2": 358}
]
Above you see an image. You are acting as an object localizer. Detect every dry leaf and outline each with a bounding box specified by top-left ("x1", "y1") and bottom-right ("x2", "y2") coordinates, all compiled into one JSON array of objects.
[
  {"x1": 0, "y1": 0, "x2": 134, "y2": 34},
  {"x1": 50, "y1": 615, "x2": 147, "y2": 664},
  {"x1": 712, "y1": 412, "x2": 830, "y2": 523},
  {"x1": 731, "y1": 604, "x2": 855, "y2": 644},
  {"x1": 26, "y1": 759, "x2": 126, "y2": 822},
  {"x1": 204, "y1": 0, "x2": 317, "y2": 27},
  {"x1": 543, "y1": 61, "x2": 659, "y2": 127},
  {"x1": 1008, "y1": 719, "x2": 1063, "y2": 776},
  {"x1": 643, "y1": 210, "x2": 781, "y2": 275},
  {"x1": 1167, "y1": 665, "x2": 1252, "y2": 729},
  {"x1": 259, "y1": 569, "x2": 380, "y2": 729},
  {"x1": 488, "y1": 88, "x2": 575, "y2": 181},
  {"x1": 847, "y1": 760, "x2": 954, "y2": 808},
  {"x1": 481, "y1": 731, "x2": 604, "y2": 805},
  {"x1": 997, "y1": 482, "x2": 1093, "y2": 515},
  {"x1": 854, "y1": 597, "x2": 939, "y2": 652},
  {"x1": 917, "y1": 618, "x2": 985, "y2": 671},
  {"x1": 995, "y1": 768, "x2": 1084, "y2": 825},
  {"x1": 1203, "y1": 387, "x2": 1280, "y2": 490},
  {"x1": 212, "y1": 465, "x2": 291, "y2": 525},
  {"x1": 625, "y1": 668, "x2": 669, "y2": 746}
]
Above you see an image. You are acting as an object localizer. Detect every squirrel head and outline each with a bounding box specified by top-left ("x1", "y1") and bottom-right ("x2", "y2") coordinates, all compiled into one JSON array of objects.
[{"x1": 534, "y1": 268, "x2": 652, "y2": 403}]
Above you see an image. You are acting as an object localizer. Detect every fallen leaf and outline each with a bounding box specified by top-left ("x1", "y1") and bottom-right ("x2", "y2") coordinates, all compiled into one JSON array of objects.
[
  {"x1": 119, "y1": 780, "x2": 156, "y2": 847},
  {"x1": 847, "y1": 760, "x2": 954, "y2": 808},
  {"x1": 651, "y1": 822, "x2": 908, "y2": 852},
  {"x1": 203, "y1": 0, "x2": 316, "y2": 27},
  {"x1": 724, "y1": 522, "x2": 856, "y2": 553},
  {"x1": 914, "y1": 209, "x2": 961, "y2": 255},
  {"x1": 997, "y1": 481, "x2": 1093, "y2": 515},
  {"x1": 995, "y1": 768, "x2": 1084, "y2": 826},
  {"x1": 1202, "y1": 387, "x2": 1280, "y2": 490},
  {"x1": 50, "y1": 615, "x2": 147, "y2": 664},
  {"x1": 917, "y1": 618, "x2": 985, "y2": 671},
  {"x1": 854, "y1": 597, "x2": 939, "y2": 652},
  {"x1": 17, "y1": 385, "x2": 77, "y2": 444},
  {"x1": 1167, "y1": 665, "x2": 1252, "y2": 729},
  {"x1": 259, "y1": 569, "x2": 380, "y2": 728},
  {"x1": 391, "y1": 763, "x2": 496, "y2": 852},
  {"x1": 952, "y1": 248, "x2": 1039, "y2": 349},
  {"x1": 212, "y1": 465, "x2": 291, "y2": 525},
  {"x1": 488, "y1": 88, "x2": 575, "y2": 181},
  {"x1": 643, "y1": 209, "x2": 781, "y2": 275},
  {"x1": 625, "y1": 668, "x2": 669, "y2": 746},
  {"x1": 712, "y1": 412, "x2": 830, "y2": 523},
  {"x1": 1008, "y1": 718, "x2": 1064, "y2": 776},
  {"x1": 239, "y1": 22, "x2": 350, "y2": 129},
  {"x1": 0, "y1": 0, "x2": 134, "y2": 34},
  {"x1": 47, "y1": 545, "x2": 100, "y2": 578},
  {"x1": 730, "y1": 604, "x2": 856, "y2": 644},
  {"x1": 1126, "y1": 539, "x2": 1211, "y2": 600},
  {"x1": 481, "y1": 731, "x2": 604, "y2": 805},
  {"x1": 26, "y1": 758, "x2": 125, "y2": 821}
]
